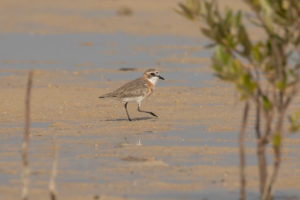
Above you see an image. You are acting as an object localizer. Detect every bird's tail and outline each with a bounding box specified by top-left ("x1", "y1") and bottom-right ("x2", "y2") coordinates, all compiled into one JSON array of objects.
[{"x1": 99, "y1": 93, "x2": 114, "y2": 99}]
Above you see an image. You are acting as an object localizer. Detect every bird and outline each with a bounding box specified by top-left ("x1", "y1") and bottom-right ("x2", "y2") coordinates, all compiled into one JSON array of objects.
[{"x1": 99, "y1": 68, "x2": 165, "y2": 121}]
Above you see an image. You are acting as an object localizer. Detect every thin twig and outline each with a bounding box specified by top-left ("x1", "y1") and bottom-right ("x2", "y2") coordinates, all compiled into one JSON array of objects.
[
  {"x1": 21, "y1": 70, "x2": 33, "y2": 200},
  {"x1": 262, "y1": 110, "x2": 285, "y2": 200},
  {"x1": 262, "y1": 142, "x2": 281, "y2": 200},
  {"x1": 239, "y1": 101, "x2": 249, "y2": 200},
  {"x1": 284, "y1": 63, "x2": 300, "y2": 109},
  {"x1": 255, "y1": 92, "x2": 261, "y2": 139}
]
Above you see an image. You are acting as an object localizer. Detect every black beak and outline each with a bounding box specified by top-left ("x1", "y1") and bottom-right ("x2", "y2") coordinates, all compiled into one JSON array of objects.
[{"x1": 158, "y1": 75, "x2": 165, "y2": 80}]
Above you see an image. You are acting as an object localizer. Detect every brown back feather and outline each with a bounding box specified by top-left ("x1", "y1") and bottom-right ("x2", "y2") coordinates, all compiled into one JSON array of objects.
[{"x1": 99, "y1": 78, "x2": 148, "y2": 99}]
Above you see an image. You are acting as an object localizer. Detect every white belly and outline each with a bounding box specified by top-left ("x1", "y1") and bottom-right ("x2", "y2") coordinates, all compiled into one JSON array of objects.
[{"x1": 122, "y1": 96, "x2": 144, "y2": 103}]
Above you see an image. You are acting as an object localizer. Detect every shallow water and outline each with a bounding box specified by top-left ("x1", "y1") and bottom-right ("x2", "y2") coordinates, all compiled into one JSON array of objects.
[
  {"x1": 0, "y1": 33, "x2": 208, "y2": 70},
  {"x1": 1, "y1": 120, "x2": 299, "y2": 199},
  {"x1": 0, "y1": 33, "x2": 213, "y2": 87},
  {"x1": 134, "y1": 190, "x2": 300, "y2": 200}
]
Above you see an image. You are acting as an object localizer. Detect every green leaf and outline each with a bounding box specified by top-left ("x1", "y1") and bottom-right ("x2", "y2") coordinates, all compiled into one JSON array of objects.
[
  {"x1": 216, "y1": 45, "x2": 229, "y2": 64},
  {"x1": 201, "y1": 28, "x2": 213, "y2": 39},
  {"x1": 225, "y1": 9, "x2": 233, "y2": 25},
  {"x1": 288, "y1": 69, "x2": 296, "y2": 78},
  {"x1": 276, "y1": 74, "x2": 287, "y2": 92},
  {"x1": 234, "y1": 11, "x2": 242, "y2": 27},
  {"x1": 273, "y1": 133, "x2": 281, "y2": 148},
  {"x1": 226, "y1": 34, "x2": 236, "y2": 48},
  {"x1": 238, "y1": 26, "x2": 252, "y2": 56},
  {"x1": 242, "y1": 73, "x2": 256, "y2": 91},
  {"x1": 230, "y1": 59, "x2": 240, "y2": 75},
  {"x1": 176, "y1": 3, "x2": 195, "y2": 20},
  {"x1": 260, "y1": 0, "x2": 274, "y2": 33},
  {"x1": 251, "y1": 43, "x2": 263, "y2": 62},
  {"x1": 262, "y1": 95, "x2": 272, "y2": 111},
  {"x1": 212, "y1": 47, "x2": 241, "y2": 82},
  {"x1": 288, "y1": 111, "x2": 300, "y2": 133},
  {"x1": 236, "y1": 72, "x2": 256, "y2": 100}
]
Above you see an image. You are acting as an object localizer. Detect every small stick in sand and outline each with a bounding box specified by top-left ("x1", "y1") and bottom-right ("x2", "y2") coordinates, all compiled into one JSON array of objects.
[
  {"x1": 49, "y1": 135, "x2": 58, "y2": 200},
  {"x1": 21, "y1": 70, "x2": 33, "y2": 200}
]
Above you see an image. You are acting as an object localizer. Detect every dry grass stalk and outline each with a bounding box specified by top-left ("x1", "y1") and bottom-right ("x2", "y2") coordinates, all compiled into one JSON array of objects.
[
  {"x1": 49, "y1": 135, "x2": 58, "y2": 200},
  {"x1": 21, "y1": 70, "x2": 33, "y2": 200}
]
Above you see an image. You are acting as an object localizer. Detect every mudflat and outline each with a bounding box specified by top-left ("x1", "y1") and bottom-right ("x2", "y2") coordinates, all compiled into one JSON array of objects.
[{"x1": 0, "y1": 0, "x2": 299, "y2": 200}]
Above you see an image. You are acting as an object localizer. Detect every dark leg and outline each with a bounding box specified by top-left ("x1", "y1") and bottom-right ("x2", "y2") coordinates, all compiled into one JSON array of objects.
[
  {"x1": 124, "y1": 102, "x2": 132, "y2": 121},
  {"x1": 137, "y1": 103, "x2": 158, "y2": 117}
]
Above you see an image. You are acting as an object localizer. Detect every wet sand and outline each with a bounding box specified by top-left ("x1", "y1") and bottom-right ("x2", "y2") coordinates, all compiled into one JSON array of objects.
[
  {"x1": 0, "y1": 0, "x2": 300, "y2": 199},
  {"x1": 1, "y1": 68, "x2": 300, "y2": 200}
]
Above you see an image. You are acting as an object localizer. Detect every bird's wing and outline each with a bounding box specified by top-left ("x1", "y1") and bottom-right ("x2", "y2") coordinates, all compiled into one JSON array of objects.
[{"x1": 110, "y1": 78, "x2": 148, "y2": 98}]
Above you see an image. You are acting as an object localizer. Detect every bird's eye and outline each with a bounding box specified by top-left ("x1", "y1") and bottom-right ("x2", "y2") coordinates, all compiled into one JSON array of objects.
[{"x1": 150, "y1": 73, "x2": 156, "y2": 76}]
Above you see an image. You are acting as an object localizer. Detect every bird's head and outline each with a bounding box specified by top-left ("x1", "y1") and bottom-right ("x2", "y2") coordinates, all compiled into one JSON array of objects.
[{"x1": 143, "y1": 69, "x2": 165, "y2": 85}]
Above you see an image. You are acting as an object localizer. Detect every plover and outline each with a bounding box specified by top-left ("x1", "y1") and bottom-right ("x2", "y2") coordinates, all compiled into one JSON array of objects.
[{"x1": 99, "y1": 69, "x2": 165, "y2": 121}]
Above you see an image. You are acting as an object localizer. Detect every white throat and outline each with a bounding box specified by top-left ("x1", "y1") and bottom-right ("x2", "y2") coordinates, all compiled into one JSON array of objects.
[{"x1": 147, "y1": 76, "x2": 159, "y2": 85}]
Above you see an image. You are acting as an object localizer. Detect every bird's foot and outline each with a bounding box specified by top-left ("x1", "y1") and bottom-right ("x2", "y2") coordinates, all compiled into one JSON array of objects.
[{"x1": 150, "y1": 112, "x2": 158, "y2": 117}]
